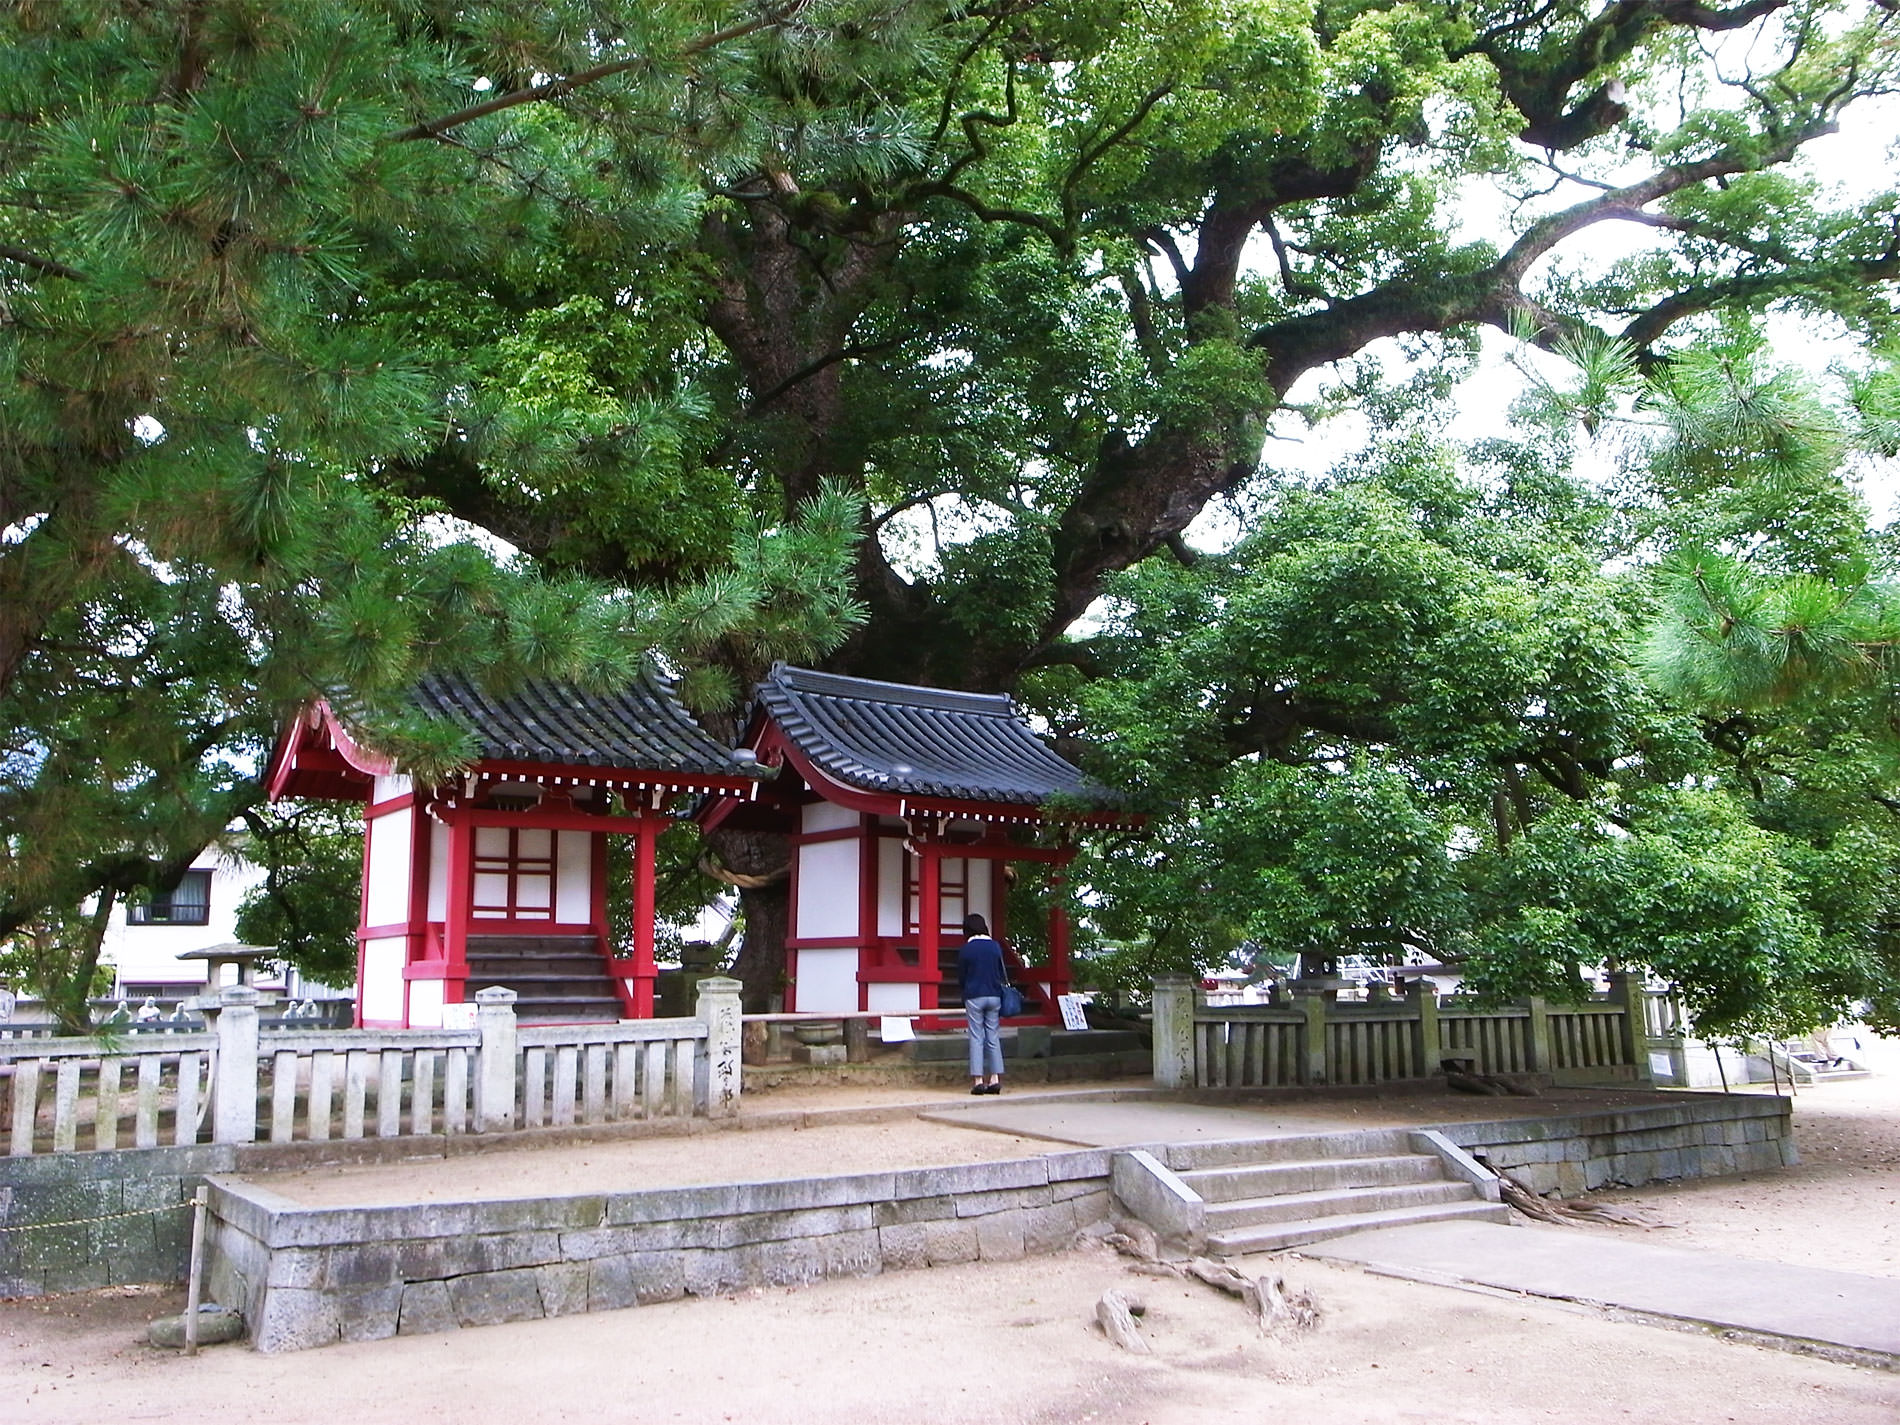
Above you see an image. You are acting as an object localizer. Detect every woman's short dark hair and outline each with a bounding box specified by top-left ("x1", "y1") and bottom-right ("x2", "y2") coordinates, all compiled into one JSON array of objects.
[{"x1": 963, "y1": 913, "x2": 989, "y2": 937}]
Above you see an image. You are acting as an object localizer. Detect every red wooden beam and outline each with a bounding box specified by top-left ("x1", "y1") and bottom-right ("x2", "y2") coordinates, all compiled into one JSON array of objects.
[{"x1": 630, "y1": 822, "x2": 658, "y2": 1018}]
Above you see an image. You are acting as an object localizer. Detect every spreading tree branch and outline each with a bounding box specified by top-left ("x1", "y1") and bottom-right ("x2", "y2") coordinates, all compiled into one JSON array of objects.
[{"x1": 385, "y1": 3, "x2": 808, "y2": 144}]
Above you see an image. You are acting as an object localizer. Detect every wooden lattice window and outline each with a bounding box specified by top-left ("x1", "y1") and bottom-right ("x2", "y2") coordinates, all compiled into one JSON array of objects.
[
  {"x1": 471, "y1": 827, "x2": 555, "y2": 920},
  {"x1": 904, "y1": 853, "x2": 969, "y2": 937}
]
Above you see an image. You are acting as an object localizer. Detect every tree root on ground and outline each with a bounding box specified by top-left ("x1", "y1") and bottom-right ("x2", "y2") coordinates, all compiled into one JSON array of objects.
[
  {"x1": 1498, "y1": 1172, "x2": 1669, "y2": 1228},
  {"x1": 1444, "y1": 1069, "x2": 1541, "y2": 1097},
  {"x1": 1095, "y1": 1288, "x2": 1149, "y2": 1353},
  {"x1": 1100, "y1": 1223, "x2": 1321, "y2": 1341}
]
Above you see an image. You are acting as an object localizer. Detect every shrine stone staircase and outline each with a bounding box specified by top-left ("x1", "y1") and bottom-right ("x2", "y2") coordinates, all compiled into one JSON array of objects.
[
  {"x1": 1112, "y1": 1127, "x2": 1511, "y2": 1257},
  {"x1": 463, "y1": 935, "x2": 624, "y2": 1024}
]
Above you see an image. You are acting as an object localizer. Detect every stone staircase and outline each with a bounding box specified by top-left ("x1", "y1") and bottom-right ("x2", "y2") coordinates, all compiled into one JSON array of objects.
[
  {"x1": 463, "y1": 935, "x2": 624, "y2": 1023},
  {"x1": 1115, "y1": 1129, "x2": 1511, "y2": 1256}
]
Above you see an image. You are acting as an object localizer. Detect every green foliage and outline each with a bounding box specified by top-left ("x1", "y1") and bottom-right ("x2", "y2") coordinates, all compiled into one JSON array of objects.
[
  {"x1": 7, "y1": 0, "x2": 1900, "y2": 1024},
  {"x1": 1464, "y1": 791, "x2": 1826, "y2": 1034},
  {"x1": 233, "y1": 804, "x2": 363, "y2": 990},
  {"x1": 1061, "y1": 338, "x2": 1900, "y2": 1038},
  {"x1": 0, "y1": 2, "x2": 875, "y2": 1016}
]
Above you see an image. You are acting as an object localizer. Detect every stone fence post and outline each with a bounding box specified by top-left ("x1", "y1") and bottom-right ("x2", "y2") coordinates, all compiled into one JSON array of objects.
[
  {"x1": 209, "y1": 985, "x2": 261, "y2": 1144},
  {"x1": 1299, "y1": 989, "x2": 1330, "y2": 1086},
  {"x1": 1526, "y1": 996, "x2": 1552, "y2": 1074},
  {"x1": 474, "y1": 987, "x2": 519, "y2": 1131},
  {"x1": 1605, "y1": 970, "x2": 1653, "y2": 1083},
  {"x1": 1411, "y1": 978, "x2": 1441, "y2": 1078},
  {"x1": 1151, "y1": 977, "x2": 1198, "y2": 1089},
  {"x1": 694, "y1": 976, "x2": 744, "y2": 1117}
]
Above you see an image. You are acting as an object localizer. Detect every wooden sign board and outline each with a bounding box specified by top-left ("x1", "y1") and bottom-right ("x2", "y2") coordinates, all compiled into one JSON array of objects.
[{"x1": 1056, "y1": 993, "x2": 1090, "y2": 1032}]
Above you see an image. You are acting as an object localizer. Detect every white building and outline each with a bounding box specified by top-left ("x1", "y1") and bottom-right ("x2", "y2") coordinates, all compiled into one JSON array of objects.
[{"x1": 97, "y1": 846, "x2": 278, "y2": 1001}]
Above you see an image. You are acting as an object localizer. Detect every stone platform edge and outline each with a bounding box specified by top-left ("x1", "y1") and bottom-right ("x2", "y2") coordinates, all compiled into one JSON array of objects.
[
  {"x1": 207, "y1": 1148, "x2": 1119, "y2": 1353},
  {"x1": 1433, "y1": 1093, "x2": 1794, "y2": 1196}
]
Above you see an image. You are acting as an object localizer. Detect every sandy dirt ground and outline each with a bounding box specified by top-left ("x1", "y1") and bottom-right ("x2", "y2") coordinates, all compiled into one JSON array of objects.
[
  {"x1": 5, "y1": 1067, "x2": 1898, "y2": 1425},
  {"x1": 236, "y1": 1081, "x2": 1693, "y2": 1208}
]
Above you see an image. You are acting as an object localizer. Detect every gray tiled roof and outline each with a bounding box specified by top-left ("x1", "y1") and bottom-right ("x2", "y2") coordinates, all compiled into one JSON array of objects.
[
  {"x1": 413, "y1": 669, "x2": 745, "y2": 778},
  {"x1": 754, "y1": 664, "x2": 1119, "y2": 808}
]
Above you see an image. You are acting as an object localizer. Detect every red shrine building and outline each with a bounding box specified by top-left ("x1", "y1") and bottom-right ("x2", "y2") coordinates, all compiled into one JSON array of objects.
[
  {"x1": 265, "y1": 670, "x2": 765, "y2": 1027},
  {"x1": 701, "y1": 665, "x2": 1137, "y2": 1023}
]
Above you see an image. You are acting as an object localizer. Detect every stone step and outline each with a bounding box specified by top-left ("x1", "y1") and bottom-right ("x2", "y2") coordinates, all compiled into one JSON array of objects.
[
  {"x1": 1166, "y1": 1130, "x2": 1414, "y2": 1172},
  {"x1": 464, "y1": 935, "x2": 600, "y2": 954},
  {"x1": 513, "y1": 999, "x2": 624, "y2": 1024},
  {"x1": 465, "y1": 965, "x2": 616, "y2": 984},
  {"x1": 464, "y1": 934, "x2": 623, "y2": 1026},
  {"x1": 1205, "y1": 1179, "x2": 1475, "y2": 1230},
  {"x1": 1205, "y1": 1198, "x2": 1511, "y2": 1256},
  {"x1": 1181, "y1": 1154, "x2": 1443, "y2": 1203}
]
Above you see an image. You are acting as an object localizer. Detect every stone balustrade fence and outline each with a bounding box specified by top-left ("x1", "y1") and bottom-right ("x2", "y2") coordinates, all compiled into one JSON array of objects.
[
  {"x1": 0, "y1": 978, "x2": 744, "y2": 1159},
  {"x1": 1152, "y1": 973, "x2": 1652, "y2": 1091}
]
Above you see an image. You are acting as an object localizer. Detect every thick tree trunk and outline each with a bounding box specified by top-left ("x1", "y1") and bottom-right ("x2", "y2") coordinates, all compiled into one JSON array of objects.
[{"x1": 704, "y1": 824, "x2": 792, "y2": 1012}]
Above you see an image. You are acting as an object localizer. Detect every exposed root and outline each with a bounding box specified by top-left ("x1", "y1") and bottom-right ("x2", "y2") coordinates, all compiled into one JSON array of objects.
[
  {"x1": 1095, "y1": 1288, "x2": 1149, "y2": 1352},
  {"x1": 1499, "y1": 1171, "x2": 1669, "y2": 1228},
  {"x1": 1106, "y1": 1229, "x2": 1321, "y2": 1338},
  {"x1": 1445, "y1": 1069, "x2": 1541, "y2": 1097},
  {"x1": 1103, "y1": 1219, "x2": 1162, "y2": 1262},
  {"x1": 1255, "y1": 1272, "x2": 1324, "y2": 1334}
]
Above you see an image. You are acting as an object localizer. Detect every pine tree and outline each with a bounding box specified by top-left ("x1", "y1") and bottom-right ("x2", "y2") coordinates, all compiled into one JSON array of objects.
[{"x1": 0, "y1": 2, "x2": 871, "y2": 1028}]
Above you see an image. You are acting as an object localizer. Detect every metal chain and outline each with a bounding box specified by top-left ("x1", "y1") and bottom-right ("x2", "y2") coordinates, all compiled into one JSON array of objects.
[{"x1": 0, "y1": 1200, "x2": 193, "y2": 1235}]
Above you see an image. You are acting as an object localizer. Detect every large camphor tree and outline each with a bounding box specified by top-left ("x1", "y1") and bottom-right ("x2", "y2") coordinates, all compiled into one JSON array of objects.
[{"x1": 6, "y1": 0, "x2": 1899, "y2": 1016}]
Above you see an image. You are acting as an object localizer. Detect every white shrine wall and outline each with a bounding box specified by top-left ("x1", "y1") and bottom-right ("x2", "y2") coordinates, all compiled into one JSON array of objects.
[
  {"x1": 792, "y1": 946, "x2": 860, "y2": 1013},
  {"x1": 556, "y1": 830, "x2": 591, "y2": 922},
  {"x1": 877, "y1": 831, "x2": 905, "y2": 936},
  {"x1": 794, "y1": 801, "x2": 861, "y2": 941},
  {"x1": 406, "y1": 977, "x2": 445, "y2": 1029},
  {"x1": 865, "y1": 981, "x2": 921, "y2": 1013},
  {"x1": 359, "y1": 936, "x2": 406, "y2": 1025},
  {"x1": 363, "y1": 800, "x2": 416, "y2": 929},
  {"x1": 426, "y1": 819, "x2": 448, "y2": 922}
]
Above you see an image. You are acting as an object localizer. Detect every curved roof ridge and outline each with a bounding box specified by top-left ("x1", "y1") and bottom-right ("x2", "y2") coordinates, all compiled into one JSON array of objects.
[
  {"x1": 770, "y1": 664, "x2": 1019, "y2": 718},
  {"x1": 755, "y1": 664, "x2": 1120, "y2": 809},
  {"x1": 412, "y1": 666, "x2": 744, "y2": 778}
]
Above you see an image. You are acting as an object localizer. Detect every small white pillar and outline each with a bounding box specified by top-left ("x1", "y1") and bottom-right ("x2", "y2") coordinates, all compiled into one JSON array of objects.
[
  {"x1": 694, "y1": 976, "x2": 744, "y2": 1117},
  {"x1": 474, "y1": 986, "x2": 519, "y2": 1131},
  {"x1": 1150, "y1": 976, "x2": 1198, "y2": 1090},
  {"x1": 209, "y1": 986, "x2": 262, "y2": 1144}
]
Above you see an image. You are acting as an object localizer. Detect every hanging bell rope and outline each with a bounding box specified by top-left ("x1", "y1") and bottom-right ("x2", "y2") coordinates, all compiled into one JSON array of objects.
[{"x1": 697, "y1": 851, "x2": 789, "y2": 890}]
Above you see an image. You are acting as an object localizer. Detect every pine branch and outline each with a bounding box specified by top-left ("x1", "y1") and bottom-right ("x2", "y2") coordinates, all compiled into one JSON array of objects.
[
  {"x1": 384, "y1": 3, "x2": 810, "y2": 144},
  {"x1": 0, "y1": 242, "x2": 83, "y2": 280}
]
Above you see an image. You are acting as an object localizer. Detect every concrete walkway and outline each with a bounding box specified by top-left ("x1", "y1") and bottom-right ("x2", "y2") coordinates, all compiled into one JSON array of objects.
[
  {"x1": 915, "y1": 1085, "x2": 1659, "y2": 1147},
  {"x1": 922, "y1": 1097, "x2": 1374, "y2": 1146},
  {"x1": 1308, "y1": 1219, "x2": 1900, "y2": 1367}
]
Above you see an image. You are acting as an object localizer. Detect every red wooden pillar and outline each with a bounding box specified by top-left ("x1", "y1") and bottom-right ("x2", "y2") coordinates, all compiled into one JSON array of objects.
[
  {"x1": 630, "y1": 817, "x2": 658, "y2": 1018},
  {"x1": 917, "y1": 842, "x2": 941, "y2": 1014},
  {"x1": 353, "y1": 800, "x2": 377, "y2": 1029},
  {"x1": 857, "y1": 814, "x2": 878, "y2": 1012},
  {"x1": 444, "y1": 815, "x2": 474, "y2": 995}
]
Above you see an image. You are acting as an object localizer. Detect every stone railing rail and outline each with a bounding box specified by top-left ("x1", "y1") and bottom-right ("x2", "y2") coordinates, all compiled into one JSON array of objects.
[
  {"x1": 1152, "y1": 973, "x2": 1651, "y2": 1091},
  {"x1": 0, "y1": 977, "x2": 744, "y2": 1158}
]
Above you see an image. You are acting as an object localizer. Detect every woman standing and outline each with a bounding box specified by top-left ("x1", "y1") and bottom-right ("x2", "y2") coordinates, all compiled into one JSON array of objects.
[{"x1": 957, "y1": 913, "x2": 1007, "y2": 1095}]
